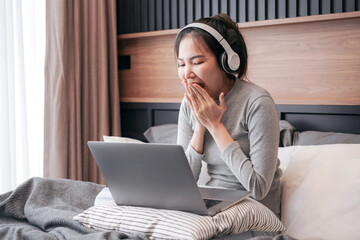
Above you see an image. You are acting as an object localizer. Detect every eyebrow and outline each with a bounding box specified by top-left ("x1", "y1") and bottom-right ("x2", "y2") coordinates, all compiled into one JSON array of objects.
[{"x1": 177, "y1": 55, "x2": 205, "y2": 61}]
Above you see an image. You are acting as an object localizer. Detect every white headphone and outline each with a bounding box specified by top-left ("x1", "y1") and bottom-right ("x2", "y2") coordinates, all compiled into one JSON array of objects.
[{"x1": 177, "y1": 23, "x2": 241, "y2": 75}]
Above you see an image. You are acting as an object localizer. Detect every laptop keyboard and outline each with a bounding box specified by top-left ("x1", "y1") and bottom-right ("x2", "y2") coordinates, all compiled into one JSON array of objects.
[{"x1": 203, "y1": 199, "x2": 223, "y2": 209}]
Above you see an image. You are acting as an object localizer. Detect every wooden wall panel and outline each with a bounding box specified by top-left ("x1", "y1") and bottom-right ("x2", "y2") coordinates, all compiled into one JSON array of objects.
[
  {"x1": 118, "y1": 34, "x2": 183, "y2": 102},
  {"x1": 118, "y1": 12, "x2": 360, "y2": 105},
  {"x1": 243, "y1": 17, "x2": 360, "y2": 105}
]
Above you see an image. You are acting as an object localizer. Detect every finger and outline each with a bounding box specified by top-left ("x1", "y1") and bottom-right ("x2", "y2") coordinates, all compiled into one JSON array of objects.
[
  {"x1": 189, "y1": 83, "x2": 207, "y2": 103},
  {"x1": 185, "y1": 93, "x2": 196, "y2": 111},
  {"x1": 185, "y1": 93, "x2": 200, "y2": 120},
  {"x1": 182, "y1": 80, "x2": 190, "y2": 95},
  {"x1": 219, "y1": 92, "x2": 226, "y2": 109},
  {"x1": 181, "y1": 79, "x2": 186, "y2": 88},
  {"x1": 186, "y1": 82, "x2": 192, "y2": 95},
  {"x1": 186, "y1": 96, "x2": 195, "y2": 112},
  {"x1": 187, "y1": 86, "x2": 201, "y2": 112},
  {"x1": 191, "y1": 83, "x2": 212, "y2": 103},
  {"x1": 187, "y1": 83, "x2": 197, "y2": 99}
]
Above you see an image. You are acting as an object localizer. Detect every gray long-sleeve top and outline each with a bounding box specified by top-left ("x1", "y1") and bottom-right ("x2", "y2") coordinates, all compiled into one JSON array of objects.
[{"x1": 177, "y1": 79, "x2": 282, "y2": 215}]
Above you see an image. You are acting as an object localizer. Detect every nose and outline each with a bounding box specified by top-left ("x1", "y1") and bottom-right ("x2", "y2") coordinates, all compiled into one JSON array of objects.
[{"x1": 184, "y1": 65, "x2": 195, "y2": 80}]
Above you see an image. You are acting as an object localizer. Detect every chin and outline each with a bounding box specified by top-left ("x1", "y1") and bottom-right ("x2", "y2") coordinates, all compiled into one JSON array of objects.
[{"x1": 209, "y1": 94, "x2": 217, "y2": 100}]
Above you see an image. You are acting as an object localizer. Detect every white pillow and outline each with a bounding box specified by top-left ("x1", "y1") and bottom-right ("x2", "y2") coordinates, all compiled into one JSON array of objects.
[
  {"x1": 278, "y1": 144, "x2": 360, "y2": 240},
  {"x1": 74, "y1": 198, "x2": 284, "y2": 240},
  {"x1": 103, "y1": 135, "x2": 144, "y2": 143}
]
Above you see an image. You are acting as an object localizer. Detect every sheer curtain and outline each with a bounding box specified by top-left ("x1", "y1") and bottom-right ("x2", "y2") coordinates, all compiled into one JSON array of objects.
[{"x1": 0, "y1": 0, "x2": 45, "y2": 193}]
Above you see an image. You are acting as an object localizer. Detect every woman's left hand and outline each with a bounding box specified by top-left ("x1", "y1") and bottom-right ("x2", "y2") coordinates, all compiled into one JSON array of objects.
[{"x1": 187, "y1": 83, "x2": 227, "y2": 133}]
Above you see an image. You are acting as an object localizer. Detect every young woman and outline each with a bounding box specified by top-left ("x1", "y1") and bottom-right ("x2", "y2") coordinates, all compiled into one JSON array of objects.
[{"x1": 175, "y1": 13, "x2": 282, "y2": 221}]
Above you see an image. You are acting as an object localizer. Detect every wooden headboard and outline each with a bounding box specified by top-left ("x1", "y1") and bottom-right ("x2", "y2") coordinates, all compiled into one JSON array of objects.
[
  {"x1": 120, "y1": 103, "x2": 360, "y2": 141},
  {"x1": 118, "y1": 12, "x2": 360, "y2": 105}
]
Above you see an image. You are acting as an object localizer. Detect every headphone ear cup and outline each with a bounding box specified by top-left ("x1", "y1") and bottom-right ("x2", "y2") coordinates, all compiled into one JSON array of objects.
[{"x1": 220, "y1": 52, "x2": 233, "y2": 74}]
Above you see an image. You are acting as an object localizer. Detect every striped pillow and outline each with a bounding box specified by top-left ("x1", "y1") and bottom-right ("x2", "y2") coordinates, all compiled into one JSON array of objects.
[{"x1": 73, "y1": 199, "x2": 284, "y2": 240}]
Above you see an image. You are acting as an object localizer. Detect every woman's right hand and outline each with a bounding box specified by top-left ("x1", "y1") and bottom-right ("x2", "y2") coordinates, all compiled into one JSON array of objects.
[
  {"x1": 182, "y1": 80, "x2": 205, "y2": 132},
  {"x1": 181, "y1": 80, "x2": 205, "y2": 130},
  {"x1": 182, "y1": 80, "x2": 206, "y2": 154}
]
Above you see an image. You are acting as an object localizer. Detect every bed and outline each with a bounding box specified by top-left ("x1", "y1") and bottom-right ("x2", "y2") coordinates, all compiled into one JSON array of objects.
[
  {"x1": 1, "y1": 12, "x2": 359, "y2": 240},
  {"x1": 1, "y1": 103, "x2": 358, "y2": 240}
]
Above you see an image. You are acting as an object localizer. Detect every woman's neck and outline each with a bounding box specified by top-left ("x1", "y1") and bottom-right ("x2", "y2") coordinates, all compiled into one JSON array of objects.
[
  {"x1": 223, "y1": 77, "x2": 235, "y2": 96},
  {"x1": 213, "y1": 76, "x2": 235, "y2": 100}
]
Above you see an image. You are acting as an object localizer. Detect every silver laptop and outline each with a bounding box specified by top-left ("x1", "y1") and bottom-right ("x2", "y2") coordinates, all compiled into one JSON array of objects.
[{"x1": 88, "y1": 141, "x2": 251, "y2": 216}]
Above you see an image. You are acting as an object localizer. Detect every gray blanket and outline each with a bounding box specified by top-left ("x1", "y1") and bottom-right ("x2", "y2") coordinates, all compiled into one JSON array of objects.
[
  {"x1": 0, "y1": 177, "x2": 295, "y2": 240},
  {"x1": 0, "y1": 177, "x2": 147, "y2": 240}
]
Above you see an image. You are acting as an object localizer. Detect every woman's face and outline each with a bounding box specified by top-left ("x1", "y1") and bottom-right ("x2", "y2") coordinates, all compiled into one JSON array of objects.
[{"x1": 177, "y1": 35, "x2": 230, "y2": 99}]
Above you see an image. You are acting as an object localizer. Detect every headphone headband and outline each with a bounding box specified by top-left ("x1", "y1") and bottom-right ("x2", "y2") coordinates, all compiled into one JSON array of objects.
[{"x1": 177, "y1": 22, "x2": 240, "y2": 74}]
